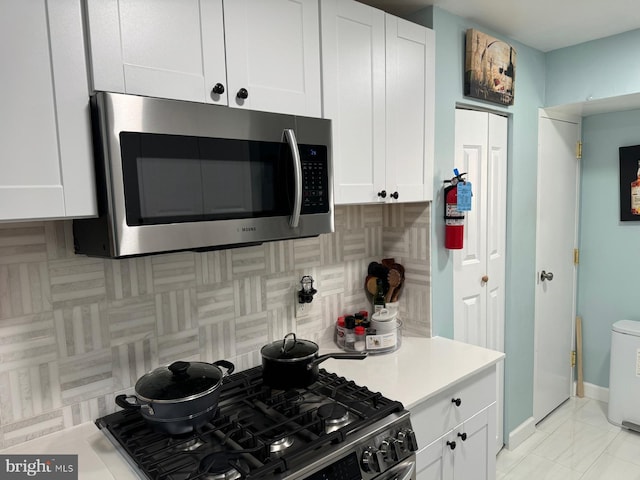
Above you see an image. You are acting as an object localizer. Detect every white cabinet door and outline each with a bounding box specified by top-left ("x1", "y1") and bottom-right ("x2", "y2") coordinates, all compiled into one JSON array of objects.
[
  {"x1": 452, "y1": 405, "x2": 496, "y2": 480},
  {"x1": 86, "y1": 0, "x2": 227, "y2": 104},
  {"x1": 385, "y1": 15, "x2": 434, "y2": 203},
  {"x1": 417, "y1": 434, "x2": 452, "y2": 480},
  {"x1": 0, "y1": 0, "x2": 96, "y2": 221},
  {"x1": 224, "y1": 0, "x2": 321, "y2": 116},
  {"x1": 321, "y1": 0, "x2": 386, "y2": 204}
]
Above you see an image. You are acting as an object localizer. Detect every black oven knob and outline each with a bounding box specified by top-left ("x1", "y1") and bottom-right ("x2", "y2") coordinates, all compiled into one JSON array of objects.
[
  {"x1": 361, "y1": 447, "x2": 380, "y2": 473},
  {"x1": 397, "y1": 428, "x2": 418, "y2": 452},
  {"x1": 380, "y1": 437, "x2": 401, "y2": 462}
]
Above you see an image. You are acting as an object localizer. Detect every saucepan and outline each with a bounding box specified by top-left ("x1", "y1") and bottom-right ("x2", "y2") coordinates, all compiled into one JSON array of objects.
[
  {"x1": 261, "y1": 333, "x2": 367, "y2": 389},
  {"x1": 115, "y1": 359, "x2": 234, "y2": 435}
]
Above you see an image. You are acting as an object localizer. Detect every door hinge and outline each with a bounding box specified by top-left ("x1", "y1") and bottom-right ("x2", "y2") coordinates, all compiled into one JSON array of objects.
[
  {"x1": 576, "y1": 141, "x2": 582, "y2": 159},
  {"x1": 571, "y1": 350, "x2": 577, "y2": 367},
  {"x1": 574, "y1": 248, "x2": 580, "y2": 265}
]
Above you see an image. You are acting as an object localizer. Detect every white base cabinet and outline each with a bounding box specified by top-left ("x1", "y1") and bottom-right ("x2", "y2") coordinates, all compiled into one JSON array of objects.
[
  {"x1": 321, "y1": 0, "x2": 434, "y2": 205},
  {"x1": 0, "y1": 0, "x2": 96, "y2": 221},
  {"x1": 413, "y1": 368, "x2": 497, "y2": 480},
  {"x1": 86, "y1": 0, "x2": 321, "y2": 117}
]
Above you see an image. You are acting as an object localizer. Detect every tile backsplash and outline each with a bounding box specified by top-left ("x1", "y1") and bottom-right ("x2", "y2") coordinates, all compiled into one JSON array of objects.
[{"x1": 0, "y1": 203, "x2": 430, "y2": 447}]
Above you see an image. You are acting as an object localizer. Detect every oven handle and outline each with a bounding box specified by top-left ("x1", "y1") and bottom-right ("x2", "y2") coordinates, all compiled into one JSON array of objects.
[
  {"x1": 378, "y1": 460, "x2": 416, "y2": 480},
  {"x1": 284, "y1": 128, "x2": 302, "y2": 228}
]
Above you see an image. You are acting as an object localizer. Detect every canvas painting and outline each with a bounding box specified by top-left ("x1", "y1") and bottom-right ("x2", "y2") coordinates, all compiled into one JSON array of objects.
[
  {"x1": 619, "y1": 144, "x2": 640, "y2": 221},
  {"x1": 465, "y1": 29, "x2": 516, "y2": 106}
]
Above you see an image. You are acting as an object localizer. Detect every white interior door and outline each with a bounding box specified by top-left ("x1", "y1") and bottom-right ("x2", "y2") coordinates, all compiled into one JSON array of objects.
[
  {"x1": 453, "y1": 109, "x2": 507, "y2": 453},
  {"x1": 533, "y1": 112, "x2": 580, "y2": 423}
]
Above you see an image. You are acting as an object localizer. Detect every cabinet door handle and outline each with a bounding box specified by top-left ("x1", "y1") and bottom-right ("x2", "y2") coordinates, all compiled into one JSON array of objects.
[
  {"x1": 237, "y1": 88, "x2": 249, "y2": 99},
  {"x1": 451, "y1": 397, "x2": 462, "y2": 407},
  {"x1": 390, "y1": 191, "x2": 399, "y2": 199},
  {"x1": 457, "y1": 432, "x2": 467, "y2": 441},
  {"x1": 377, "y1": 190, "x2": 387, "y2": 198},
  {"x1": 446, "y1": 440, "x2": 456, "y2": 450},
  {"x1": 211, "y1": 83, "x2": 225, "y2": 95}
]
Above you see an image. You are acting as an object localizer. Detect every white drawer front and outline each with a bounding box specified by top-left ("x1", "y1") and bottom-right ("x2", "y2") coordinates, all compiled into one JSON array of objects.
[{"x1": 411, "y1": 367, "x2": 496, "y2": 448}]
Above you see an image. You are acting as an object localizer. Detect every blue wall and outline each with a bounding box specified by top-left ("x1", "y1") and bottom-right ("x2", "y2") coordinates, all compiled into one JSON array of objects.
[
  {"x1": 546, "y1": 29, "x2": 640, "y2": 106},
  {"x1": 409, "y1": 7, "x2": 546, "y2": 439},
  {"x1": 578, "y1": 109, "x2": 640, "y2": 387}
]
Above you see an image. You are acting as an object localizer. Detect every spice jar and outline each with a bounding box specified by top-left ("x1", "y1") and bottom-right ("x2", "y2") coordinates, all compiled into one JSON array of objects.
[{"x1": 354, "y1": 326, "x2": 366, "y2": 351}]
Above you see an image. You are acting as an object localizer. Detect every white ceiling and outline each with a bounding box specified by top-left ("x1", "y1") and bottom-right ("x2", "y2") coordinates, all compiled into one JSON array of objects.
[{"x1": 358, "y1": 0, "x2": 640, "y2": 52}]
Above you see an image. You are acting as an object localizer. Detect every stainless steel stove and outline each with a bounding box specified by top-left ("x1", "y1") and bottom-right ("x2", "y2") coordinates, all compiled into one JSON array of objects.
[{"x1": 96, "y1": 366, "x2": 417, "y2": 480}]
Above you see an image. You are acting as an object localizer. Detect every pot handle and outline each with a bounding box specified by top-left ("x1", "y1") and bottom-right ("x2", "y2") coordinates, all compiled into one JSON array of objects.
[
  {"x1": 281, "y1": 332, "x2": 297, "y2": 353},
  {"x1": 309, "y1": 352, "x2": 368, "y2": 369},
  {"x1": 212, "y1": 359, "x2": 235, "y2": 376},
  {"x1": 115, "y1": 394, "x2": 143, "y2": 411}
]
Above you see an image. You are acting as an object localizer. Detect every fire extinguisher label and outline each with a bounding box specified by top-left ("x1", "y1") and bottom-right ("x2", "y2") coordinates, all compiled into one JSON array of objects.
[
  {"x1": 457, "y1": 182, "x2": 472, "y2": 211},
  {"x1": 445, "y1": 203, "x2": 464, "y2": 225}
]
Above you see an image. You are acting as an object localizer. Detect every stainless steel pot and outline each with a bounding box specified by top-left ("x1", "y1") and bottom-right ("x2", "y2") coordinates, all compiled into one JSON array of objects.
[
  {"x1": 115, "y1": 359, "x2": 234, "y2": 435},
  {"x1": 261, "y1": 333, "x2": 367, "y2": 389}
]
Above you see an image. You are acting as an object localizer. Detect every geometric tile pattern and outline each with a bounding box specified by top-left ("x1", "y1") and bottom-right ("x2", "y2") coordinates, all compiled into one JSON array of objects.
[{"x1": 0, "y1": 203, "x2": 431, "y2": 446}]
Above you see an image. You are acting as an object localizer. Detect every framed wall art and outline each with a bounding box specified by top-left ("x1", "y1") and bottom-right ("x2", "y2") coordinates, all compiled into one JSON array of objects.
[
  {"x1": 464, "y1": 29, "x2": 516, "y2": 106},
  {"x1": 619, "y1": 144, "x2": 640, "y2": 221}
]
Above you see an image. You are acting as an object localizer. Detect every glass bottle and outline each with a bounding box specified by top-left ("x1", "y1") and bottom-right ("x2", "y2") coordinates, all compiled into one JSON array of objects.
[{"x1": 373, "y1": 278, "x2": 386, "y2": 313}]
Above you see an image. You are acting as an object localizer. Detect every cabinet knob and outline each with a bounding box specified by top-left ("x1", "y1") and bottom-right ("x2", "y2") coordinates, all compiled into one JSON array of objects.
[
  {"x1": 447, "y1": 440, "x2": 457, "y2": 450},
  {"x1": 451, "y1": 397, "x2": 462, "y2": 407},
  {"x1": 377, "y1": 190, "x2": 387, "y2": 198},
  {"x1": 390, "y1": 191, "x2": 399, "y2": 199},
  {"x1": 481, "y1": 275, "x2": 489, "y2": 284},
  {"x1": 237, "y1": 88, "x2": 249, "y2": 99},
  {"x1": 211, "y1": 83, "x2": 225, "y2": 95},
  {"x1": 457, "y1": 432, "x2": 467, "y2": 441}
]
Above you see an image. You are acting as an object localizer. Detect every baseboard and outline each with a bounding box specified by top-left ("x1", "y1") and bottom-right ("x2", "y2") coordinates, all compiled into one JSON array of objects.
[
  {"x1": 581, "y1": 381, "x2": 609, "y2": 403},
  {"x1": 506, "y1": 416, "x2": 536, "y2": 450},
  {"x1": 573, "y1": 380, "x2": 609, "y2": 402}
]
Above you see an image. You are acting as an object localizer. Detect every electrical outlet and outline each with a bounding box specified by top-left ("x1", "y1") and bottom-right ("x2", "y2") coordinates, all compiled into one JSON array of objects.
[{"x1": 294, "y1": 290, "x2": 317, "y2": 319}]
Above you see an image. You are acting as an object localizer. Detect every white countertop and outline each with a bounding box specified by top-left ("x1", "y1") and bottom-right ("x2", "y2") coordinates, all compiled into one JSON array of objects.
[
  {"x1": 0, "y1": 336, "x2": 503, "y2": 478},
  {"x1": 319, "y1": 336, "x2": 505, "y2": 409}
]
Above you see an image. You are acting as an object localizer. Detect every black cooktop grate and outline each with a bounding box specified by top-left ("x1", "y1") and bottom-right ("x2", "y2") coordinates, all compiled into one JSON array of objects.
[{"x1": 96, "y1": 367, "x2": 404, "y2": 480}]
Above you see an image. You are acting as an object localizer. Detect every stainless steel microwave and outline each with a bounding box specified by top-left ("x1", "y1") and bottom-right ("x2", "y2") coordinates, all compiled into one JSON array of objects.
[{"x1": 73, "y1": 92, "x2": 333, "y2": 258}]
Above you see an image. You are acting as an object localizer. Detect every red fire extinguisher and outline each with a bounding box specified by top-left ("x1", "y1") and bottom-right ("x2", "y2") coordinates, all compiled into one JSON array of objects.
[{"x1": 444, "y1": 171, "x2": 466, "y2": 249}]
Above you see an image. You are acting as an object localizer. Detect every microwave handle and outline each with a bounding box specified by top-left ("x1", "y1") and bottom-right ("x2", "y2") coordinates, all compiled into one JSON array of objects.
[{"x1": 283, "y1": 128, "x2": 302, "y2": 228}]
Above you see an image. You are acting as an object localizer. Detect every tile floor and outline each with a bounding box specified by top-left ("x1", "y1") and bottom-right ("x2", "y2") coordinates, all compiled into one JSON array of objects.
[{"x1": 497, "y1": 397, "x2": 640, "y2": 479}]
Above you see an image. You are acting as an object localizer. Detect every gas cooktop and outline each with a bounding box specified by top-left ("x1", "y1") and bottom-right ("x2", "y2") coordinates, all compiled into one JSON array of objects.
[{"x1": 96, "y1": 366, "x2": 416, "y2": 480}]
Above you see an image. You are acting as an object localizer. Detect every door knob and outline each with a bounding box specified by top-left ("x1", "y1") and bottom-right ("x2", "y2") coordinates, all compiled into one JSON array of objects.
[
  {"x1": 481, "y1": 275, "x2": 489, "y2": 284},
  {"x1": 540, "y1": 270, "x2": 554, "y2": 281}
]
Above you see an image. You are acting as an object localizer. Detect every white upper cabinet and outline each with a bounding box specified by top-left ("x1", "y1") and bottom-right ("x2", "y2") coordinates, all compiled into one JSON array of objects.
[
  {"x1": 321, "y1": 0, "x2": 434, "y2": 204},
  {"x1": 224, "y1": 0, "x2": 322, "y2": 116},
  {"x1": 0, "y1": 0, "x2": 96, "y2": 221},
  {"x1": 320, "y1": 0, "x2": 386, "y2": 205},
  {"x1": 86, "y1": 0, "x2": 321, "y2": 116},
  {"x1": 385, "y1": 15, "x2": 435, "y2": 203}
]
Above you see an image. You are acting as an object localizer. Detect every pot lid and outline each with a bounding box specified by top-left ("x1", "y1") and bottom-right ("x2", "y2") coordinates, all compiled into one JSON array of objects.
[
  {"x1": 261, "y1": 333, "x2": 318, "y2": 360},
  {"x1": 135, "y1": 361, "x2": 223, "y2": 401}
]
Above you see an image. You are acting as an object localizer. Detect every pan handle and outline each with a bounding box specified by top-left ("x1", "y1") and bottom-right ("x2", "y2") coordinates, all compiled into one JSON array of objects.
[
  {"x1": 310, "y1": 352, "x2": 368, "y2": 369},
  {"x1": 212, "y1": 359, "x2": 235, "y2": 376},
  {"x1": 115, "y1": 394, "x2": 142, "y2": 410}
]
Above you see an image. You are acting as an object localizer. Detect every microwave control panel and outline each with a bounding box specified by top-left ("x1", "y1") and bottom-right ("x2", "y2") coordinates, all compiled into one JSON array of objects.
[{"x1": 300, "y1": 145, "x2": 330, "y2": 214}]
